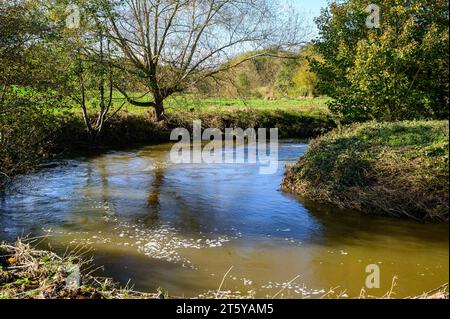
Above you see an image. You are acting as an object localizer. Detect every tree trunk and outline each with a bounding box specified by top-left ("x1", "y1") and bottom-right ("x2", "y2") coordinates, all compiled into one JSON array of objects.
[
  {"x1": 153, "y1": 93, "x2": 166, "y2": 121},
  {"x1": 155, "y1": 102, "x2": 165, "y2": 121}
]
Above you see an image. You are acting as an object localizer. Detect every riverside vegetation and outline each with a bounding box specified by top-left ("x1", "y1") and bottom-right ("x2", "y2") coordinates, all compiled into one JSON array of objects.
[
  {"x1": 279, "y1": 0, "x2": 449, "y2": 222},
  {"x1": 0, "y1": 240, "x2": 163, "y2": 299},
  {"x1": 282, "y1": 121, "x2": 449, "y2": 221}
]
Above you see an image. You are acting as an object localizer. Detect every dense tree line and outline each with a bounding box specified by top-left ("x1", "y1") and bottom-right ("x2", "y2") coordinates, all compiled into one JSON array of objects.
[{"x1": 311, "y1": 0, "x2": 449, "y2": 122}]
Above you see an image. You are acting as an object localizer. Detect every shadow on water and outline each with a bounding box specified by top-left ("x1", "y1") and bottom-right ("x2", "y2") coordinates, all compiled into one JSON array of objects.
[{"x1": 296, "y1": 196, "x2": 449, "y2": 246}]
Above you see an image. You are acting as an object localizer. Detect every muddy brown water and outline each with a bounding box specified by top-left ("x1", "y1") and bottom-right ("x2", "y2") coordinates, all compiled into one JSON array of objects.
[{"x1": 0, "y1": 141, "x2": 448, "y2": 298}]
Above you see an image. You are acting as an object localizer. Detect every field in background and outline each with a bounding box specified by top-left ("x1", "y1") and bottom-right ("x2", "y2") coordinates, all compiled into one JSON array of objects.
[
  {"x1": 51, "y1": 93, "x2": 331, "y2": 117},
  {"x1": 163, "y1": 96, "x2": 331, "y2": 112}
]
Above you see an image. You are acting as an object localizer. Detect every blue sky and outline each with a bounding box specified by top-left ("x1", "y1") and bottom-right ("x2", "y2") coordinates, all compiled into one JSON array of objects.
[
  {"x1": 291, "y1": 0, "x2": 329, "y2": 38},
  {"x1": 292, "y1": 0, "x2": 329, "y2": 17}
]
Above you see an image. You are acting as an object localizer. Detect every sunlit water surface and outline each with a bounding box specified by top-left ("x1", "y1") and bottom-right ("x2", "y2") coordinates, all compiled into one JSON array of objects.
[{"x1": 0, "y1": 142, "x2": 448, "y2": 298}]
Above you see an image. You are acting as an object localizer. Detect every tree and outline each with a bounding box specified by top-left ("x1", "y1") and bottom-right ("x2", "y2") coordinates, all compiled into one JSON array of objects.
[
  {"x1": 49, "y1": 0, "x2": 122, "y2": 140},
  {"x1": 275, "y1": 55, "x2": 299, "y2": 97},
  {"x1": 100, "y1": 0, "x2": 309, "y2": 120},
  {"x1": 0, "y1": 0, "x2": 64, "y2": 92},
  {"x1": 292, "y1": 45, "x2": 319, "y2": 98},
  {"x1": 73, "y1": 32, "x2": 116, "y2": 141},
  {"x1": 0, "y1": 0, "x2": 66, "y2": 183},
  {"x1": 311, "y1": 0, "x2": 449, "y2": 122}
]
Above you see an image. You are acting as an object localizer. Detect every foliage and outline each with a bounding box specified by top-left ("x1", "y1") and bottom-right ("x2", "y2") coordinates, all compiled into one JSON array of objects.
[
  {"x1": 195, "y1": 47, "x2": 321, "y2": 99},
  {"x1": 292, "y1": 46, "x2": 321, "y2": 97},
  {"x1": 0, "y1": 0, "x2": 70, "y2": 185},
  {"x1": 49, "y1": 0, "x2": 122, "y2": 140},
  {"x1": 275, "y1": 58, "x2": 299, "y2": 96},
  {"x1": 311, "y1": 0, "x2": 449, "y2": 122},
  {"x1": 0, "y1": 90, "x2": 64, "y2": 186},
  {"x1": 283, "y1": 120, "x2": 449, "y2": 221},
  {"x1": 236, "y1": 73, "x2": 252, "y2": 97},
  {"x1": 0, "y1": 1, "x2": 56, "y2": 84}
]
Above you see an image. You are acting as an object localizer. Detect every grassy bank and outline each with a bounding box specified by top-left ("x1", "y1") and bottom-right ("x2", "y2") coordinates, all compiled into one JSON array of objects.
[
  {"x1": 51, "y1": 94, "x2": 330, "y2": 115},
  {"x1": 61, "y1": 97, "x2": 334, "y2": 144},
  {"x1": 54, "y1": 96, "x2": 333, "y2": 141},
  {"x1": 282, "y1": 121, "x2": 449, "y2": 221},
  {"x1": 166, "y1": 106, "x2": 333, "y2": 138},
  {"x1": 0, "y1": 241, "x2": 162, "y2": 299}
]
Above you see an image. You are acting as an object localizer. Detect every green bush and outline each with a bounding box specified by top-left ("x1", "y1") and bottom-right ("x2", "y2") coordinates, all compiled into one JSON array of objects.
[{"x1": 0, "y1": 89, "x2": 64, "y2": 185}]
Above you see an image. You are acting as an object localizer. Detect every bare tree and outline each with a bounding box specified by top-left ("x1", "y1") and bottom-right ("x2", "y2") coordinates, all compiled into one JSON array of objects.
[
  {"x1": 101, "y1": 0, "x2": 309, "y2": 120},
  {"x1": 76, "y1": 33, "x2": 117, "y2": 140},
  {"x1": 63, "y1": 4, "x2": 124, "y2": 141}
]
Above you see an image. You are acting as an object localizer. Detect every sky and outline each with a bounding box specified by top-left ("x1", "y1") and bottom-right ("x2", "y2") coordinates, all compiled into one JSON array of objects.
[{"x1": 291, "y1": 0, "x2": 330, "y2": 39}]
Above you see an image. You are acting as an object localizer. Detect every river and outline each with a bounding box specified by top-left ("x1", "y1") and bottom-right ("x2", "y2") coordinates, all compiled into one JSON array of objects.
[{"x1": 0, "y1": 141, "x2": 448, "y2": 298}]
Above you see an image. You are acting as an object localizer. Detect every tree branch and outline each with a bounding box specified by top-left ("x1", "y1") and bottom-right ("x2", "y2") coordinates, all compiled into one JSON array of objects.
[{"x1": 114, "y1": 85, "x2": 156, "y2": 108}]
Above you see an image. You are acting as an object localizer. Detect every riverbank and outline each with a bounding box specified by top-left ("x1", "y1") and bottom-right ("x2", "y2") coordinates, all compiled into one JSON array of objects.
[
  {"x1": 0, "y1": 240, "x2": 162, "y2": 299},
  {"x1": 282, "y1": 121, "x2": 449, "y2": 221},
  {"x1": 56, "y1": 105, "x2": 334, "y2": 148}
]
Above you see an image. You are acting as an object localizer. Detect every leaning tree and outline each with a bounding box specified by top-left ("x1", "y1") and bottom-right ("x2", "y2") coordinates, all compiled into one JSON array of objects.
[{"x1": 100, "y1": 0, "x2": 309, "y2": 120}]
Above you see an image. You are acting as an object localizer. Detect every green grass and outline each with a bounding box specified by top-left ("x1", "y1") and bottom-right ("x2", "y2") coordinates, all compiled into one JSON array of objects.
[
  {"x1": 282, "y1": 120, "x2": 449, "y2": 221},
  {"x1": 49, "y1": 92, "x2": 330, "y2": 116},
  {"x1": 164, "y1": 96, "x2": 331, "y2": 112},
  {"x1": 49, "y1": 94, "x2": 334, "y2": 140}
]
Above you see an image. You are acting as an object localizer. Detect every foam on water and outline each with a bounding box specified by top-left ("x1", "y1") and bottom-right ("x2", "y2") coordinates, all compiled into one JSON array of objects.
[{"x1": 43, "y1": 200, "x2": 237, "y2": 268}]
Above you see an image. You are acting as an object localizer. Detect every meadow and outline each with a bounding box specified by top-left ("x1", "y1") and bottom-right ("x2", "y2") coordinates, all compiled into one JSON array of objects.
[{"x1": 51, "y1": 93, "x2": 330, "y2": 116}]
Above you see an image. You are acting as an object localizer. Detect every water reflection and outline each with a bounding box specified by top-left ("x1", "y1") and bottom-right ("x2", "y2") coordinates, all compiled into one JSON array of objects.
[{"x1": 0, "y1": 141, "x2": 448, "y2": 298}]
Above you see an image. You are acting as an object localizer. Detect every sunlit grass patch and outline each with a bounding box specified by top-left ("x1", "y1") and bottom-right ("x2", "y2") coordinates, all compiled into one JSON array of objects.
[{"x1": 50, "y1": 93, "x2": 330, "y2": 115}]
